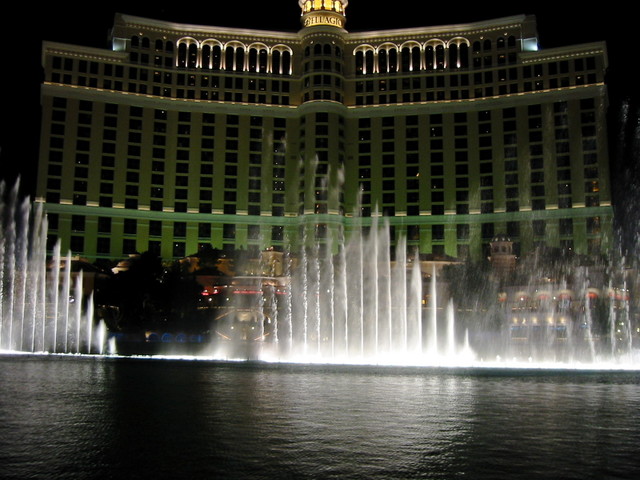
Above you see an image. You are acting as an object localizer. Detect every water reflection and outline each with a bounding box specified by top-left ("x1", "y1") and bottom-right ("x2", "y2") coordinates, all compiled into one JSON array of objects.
[
  {"x1": 0, "y1": 358, "x2": 639, "y2": 479},
  {"x1": 205, "y1": 370, "x2": 478, "y2": 478}
]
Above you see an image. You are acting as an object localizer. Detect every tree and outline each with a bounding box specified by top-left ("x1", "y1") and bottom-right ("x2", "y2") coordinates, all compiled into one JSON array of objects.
[{"x1": 106, "y1": 251, "x2": 166, "y2": 331}]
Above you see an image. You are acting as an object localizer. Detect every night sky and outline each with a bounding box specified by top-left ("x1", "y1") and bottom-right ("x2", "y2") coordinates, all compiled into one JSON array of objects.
[{"x1": 1, "y1": 1, "x2": 636, "y2": 197}]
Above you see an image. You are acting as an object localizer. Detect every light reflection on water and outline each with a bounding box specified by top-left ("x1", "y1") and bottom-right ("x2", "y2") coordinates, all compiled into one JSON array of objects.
[{"x1": 0, "y1": 356, "x2": 639, "y2": 479}]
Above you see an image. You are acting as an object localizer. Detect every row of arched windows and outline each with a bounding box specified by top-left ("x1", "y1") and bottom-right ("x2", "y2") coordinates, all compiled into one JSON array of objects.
[
  {"x1": 131, "y1": 36, "x2": 174, "y2": 52},
  {"x1": 355, "y1": 39, "x2": 471, "y2": 74},
  {"x1": 475, "y1": 36, "x2": 518, "y2": 52},
  {"x1": 128, "y1": 32, "x2": 518, "y2": 76},
  {"x1": 354, "y1": 35, "x2": 519, "y2": 74},
  {"x1": 304, "y1": 43, "x2": 343, "y2": 58},
  {"x1": 175, "y1": 38, "x2": 293, "y2": 74}
]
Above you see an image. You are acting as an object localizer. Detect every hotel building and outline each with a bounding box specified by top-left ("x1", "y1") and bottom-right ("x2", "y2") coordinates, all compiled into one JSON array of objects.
[{"x1": 36, "y1": 0, "x2": 612, "y2": 262}]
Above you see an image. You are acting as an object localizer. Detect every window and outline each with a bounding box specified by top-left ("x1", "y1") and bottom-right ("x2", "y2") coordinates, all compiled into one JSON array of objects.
[
  {"x1": 223, "y1": 224, "x2": 236, "y2": 239},
  {"x1": 559, "y1": 219, "x2": 573, "y2": 235},
  {"x1": 70, "y1": 236, "x2": 84, "y2": 254},
  {"x1": 124, "y1": 219, "x2": 137, "y2": 235},
  {"x1": 173, "y1": 242, "x2": 185, "y2": 258},
  {"x1": 71, "y1": 215, "x2": 85, "y2": 232},
  {"x1": 149, "y1": 221, "x2": 162, "y2": 237},
  {"x1": 97, "y1": 238, "x2": 111, "y2": 255},
  {"x1": 98, "y1": 217, "x2": 111, "y2": 233}
]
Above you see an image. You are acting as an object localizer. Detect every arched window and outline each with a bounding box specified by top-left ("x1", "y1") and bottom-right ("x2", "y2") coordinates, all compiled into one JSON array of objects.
[
  {"x1": 425, "y1": 45, "x2": 434, "y2": 70},
  {"x1": 235, "y1": 48, "x2": 245, "y2": 72},
  {"x1": 211, "y1": 45, "x2": 222, "y2": 70},
  {"x1": 323, "y1": 44, "x2": 332, "y2": 55},
  {"x1": 141, "y1": 37, "x2": 150, "y2": 49},
  {"x1": 378, "y1": 49, "x2": 387, "y2": 73},
  {"x1": 177, "y1": 38, "x2": 199, "y2": 68},
  {"x1": 225, "y1": 47, "x2": 235, "y2": 71},
  {"x1": 378, "y1": 44, "x2": 398, "y2": 73},
  {"x1": 448, "y1": 37, "x2": 470, "y2": 69},
  {"x1": 365, "y1": 50, "x2": 374, "y2": 74},
  {"x1": 188, "y1": 43, "x2": 198, "y2": 68},
  {"x1": 472, "y1": 41, "x2": 481, "y2": 53},
  {"x1": 271, "y1": 46, "x2": 293, "y2": 75},
  {"x1": 248, "y1": 44, "x2": 268, "y2": 73},
  {"x1": 224, "y1": 42, "x2": 245, "y2": 71},
  {"x1": 155, "y1": 39, "x2": 163, "y2": 51},
  {"x1": 354, "y1": 45, "x2": 375, "y2": 75},
  {"x1": 497, "y1": 37, "x2": 505, "y2": 48},
  {"x1": 401, "y1": 47, "x2": 410, "y2": 71},
  {"x1": 483, "y1": 39, "x2": 492, "y2": 51},
  {"x1": 412, "y1": 46, "x2": 421, "y2": 71},
  {"x1": 507, "y1": 35, "x2": 516, "y2": 48},
  {"x1": 314, "y1": 44, "x2": 323, "y2": 55},
  {"x1": 258, "y1": 48, "x2": 268, "y2": 72},
  {"x1": 388, "y1": 48, "x2": 398, "y2": 73},
  {"x1": 355, "y1": 50, "x2": 364, "y2": 74},
  {"x1": 131, "y1": 36, "x2": 139, "y2": 48},
  {"x1": 281, "y1": 50, "x2": 291, "y2": 75},
  {"x1": 435, "y1": 44, "x2": 445, "y2": 70},
  {"x1": 448, "y1": 44, "x2": 458, "y2": 69},
  {"x1": 202, "y1": 44, "x2": 211, "y2": 69},
  {"x1": 202, "y1": 42, "x2": 223, "y2": 70},
  {"x1": 400, "y1": 42, "x2": 421, "y2": 72},
  {"x1": 178, "y1": 42, "x2": 187, "y2": 67},
  {"x1": 165, "y1": 41, "x2": 174, "y2": 53},
  {"x1": 425, "y1": 40, "x2": 446, "y2": 70},
  {"x1": 273, "y1": 50, "x2": 282, "y2": 74},
  {"x1": 249, "y1": 49, "x2": 257, "y2": 72},
  {"x1": 459, "y1": 43, "x2": 469, "y2": 68}
]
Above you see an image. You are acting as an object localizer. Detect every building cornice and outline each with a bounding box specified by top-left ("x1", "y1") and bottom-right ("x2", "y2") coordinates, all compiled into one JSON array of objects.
[
  {"x1": 520, "y1": 41, "x2": 608, "y2": 67},
  {"x1": 115, "y1": 13, "x2": 534, "y2": 44},
  {"x1": 40, "y1": 82, "x2": 301, "y2": 116},
  {"x1": 42, "y1": 41, "x2": 127, "y2": 65}
]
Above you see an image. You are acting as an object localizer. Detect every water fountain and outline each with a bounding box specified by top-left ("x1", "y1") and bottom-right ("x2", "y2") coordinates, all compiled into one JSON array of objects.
[
  {"x1": 0, "y1": 182, "x2": 107, "y2": 355},
  {"x1": 266, "y1": 215, "x2": 450, "y2": 365},
  {"x1": 1, "y1": 179, "x2": 637, "y2": 366},
  {"x1": 206, "y1": 213, "x2": 637, "y2": 367}
]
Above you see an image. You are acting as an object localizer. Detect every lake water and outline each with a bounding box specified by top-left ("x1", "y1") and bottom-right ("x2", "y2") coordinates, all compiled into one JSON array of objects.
[{"x1": 1, "y1": 355, "x2": 639, "y2": 479}]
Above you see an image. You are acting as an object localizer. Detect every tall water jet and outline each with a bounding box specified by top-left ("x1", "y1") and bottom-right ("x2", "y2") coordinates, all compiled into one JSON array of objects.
[
  {"x1": 428, "y1": 264, "x2": 438, "y2": 356},
  {"x1": 0, "y1": 183, "x2": 102, "y2": 355},
  {"x1": 224, "y1": 214, "x2": 476, "y2": 366}
]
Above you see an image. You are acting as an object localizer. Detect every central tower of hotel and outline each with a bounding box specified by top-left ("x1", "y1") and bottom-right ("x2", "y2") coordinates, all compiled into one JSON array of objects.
[{"x1": 37, "y1": 0, "x2": 611, "y2": 262}]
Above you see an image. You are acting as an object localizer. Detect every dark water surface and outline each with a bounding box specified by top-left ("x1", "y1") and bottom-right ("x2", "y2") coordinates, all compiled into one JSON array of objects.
[{"x1": 1, "y1": 355, "x2": 639, "y2": 479}]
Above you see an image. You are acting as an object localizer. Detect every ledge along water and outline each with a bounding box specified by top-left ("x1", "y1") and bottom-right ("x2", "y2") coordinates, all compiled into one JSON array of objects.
[{"x1": 1, "y1": 181, "x2": 638, "y2": 368}]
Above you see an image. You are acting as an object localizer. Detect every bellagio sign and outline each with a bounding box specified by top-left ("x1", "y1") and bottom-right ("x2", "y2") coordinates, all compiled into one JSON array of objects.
[{"x1": 303, "y1": 13, "x2": 344, "y2": 28}]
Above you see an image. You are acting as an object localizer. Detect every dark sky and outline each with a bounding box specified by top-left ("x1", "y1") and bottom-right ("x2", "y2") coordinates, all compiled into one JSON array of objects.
[{"x1": 1, "y1": 1, "x2": 635, "y2": 195}]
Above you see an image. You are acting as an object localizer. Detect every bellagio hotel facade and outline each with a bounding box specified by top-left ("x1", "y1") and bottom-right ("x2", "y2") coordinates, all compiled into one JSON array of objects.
[{"x1": 36, "y1": 0, "x2": 613, "y2": 262}]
